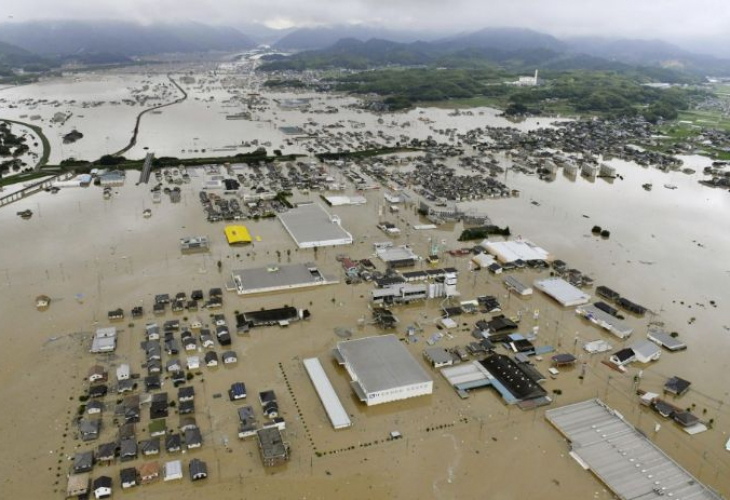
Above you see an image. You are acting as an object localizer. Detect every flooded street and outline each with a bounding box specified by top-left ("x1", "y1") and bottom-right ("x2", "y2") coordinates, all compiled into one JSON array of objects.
[{"x1": 1, "y1": 60, "x2": 729, "y2": 500}]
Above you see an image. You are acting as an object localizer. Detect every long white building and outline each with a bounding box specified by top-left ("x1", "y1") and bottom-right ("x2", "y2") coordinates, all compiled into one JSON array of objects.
[{"x1": 333, "y1": 335, "x2": 433, "y2": 406}]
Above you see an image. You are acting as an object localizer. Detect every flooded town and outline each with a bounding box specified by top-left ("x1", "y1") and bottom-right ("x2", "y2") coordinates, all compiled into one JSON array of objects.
[{"x1": 1, "y1": 12, "x2": 730, "y2": 500}]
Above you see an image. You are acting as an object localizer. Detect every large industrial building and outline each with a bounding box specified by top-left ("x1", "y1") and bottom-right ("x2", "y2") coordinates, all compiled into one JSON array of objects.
[
  {"x1": 333, "y1": 335, "x2": 433, "y2": 406},
  {"x1": 546, "y1": 399, "x2": 722, "y2": 500},
  {"x1": 278, "y1": 203, "x2": 353, "y2": 248},
  {"x1": 230, "y1": 262, "x2": 338, "y2": 295},
  {"x1": 480, "y1": 239, "x2": 550, "y2": 264}
]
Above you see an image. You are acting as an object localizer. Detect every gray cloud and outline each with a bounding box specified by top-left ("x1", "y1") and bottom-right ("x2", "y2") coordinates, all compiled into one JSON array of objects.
[{"x1": 4, "y1": 0, "x2": 730, "y2": 44}]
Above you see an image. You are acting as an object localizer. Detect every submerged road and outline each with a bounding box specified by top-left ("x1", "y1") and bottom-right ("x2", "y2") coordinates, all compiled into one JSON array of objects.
[{"x1": 112, "y1": 74, "x2": 188, "y2": 157}]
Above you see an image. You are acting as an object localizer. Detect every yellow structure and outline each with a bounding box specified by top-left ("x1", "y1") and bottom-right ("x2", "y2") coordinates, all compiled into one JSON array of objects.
[{"x1": 225, "y1": 225, "x2": 252, "y2": 245}]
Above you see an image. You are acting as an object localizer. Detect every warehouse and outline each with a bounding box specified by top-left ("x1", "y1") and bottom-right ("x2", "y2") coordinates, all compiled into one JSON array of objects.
[
  {"x1": 376, "y1": 245, "x2": 419, "y2": 268},
  {"x1": 546, "y1": 399, "x2": 722, "y2": 500},
  {"x1": 278, "y1": 203, "x2": 353, "y2": 248},
  {"x1": 231, "y1": 262, "x2": 338, "y2": 295},
  {"x1": 533, "y1": 277, "x2": 590, "y2": 307},
  {"x1": 302, "y1": 358, "x2": 352, "y2": 430},
  {"x1": 333, "y1": 335, "x2": 433, "y2": 406},
  {"x1": 481, "y1": 239, "x2": 550, "y2": 264}
]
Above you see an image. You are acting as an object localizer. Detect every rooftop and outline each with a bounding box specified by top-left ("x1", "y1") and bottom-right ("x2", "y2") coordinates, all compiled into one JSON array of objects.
[
  {"x1": 546, "y1": 399, "x2": 722, "y2": 500},
  {"x1": 278, "y1": 203, "x2": 353, "y2": 248},
  {"x1": 334, "y1": 334, "x2": 432, "y2": 395},
  {"x1": 232, "y1": 262, "x2": 337, "y2": 295},
  {"x1": 534, "y1": 277, "x2": 591, "y2": 307},
  {"x1": 303, "y1": 357, "x2": 352, "y2": 430}
]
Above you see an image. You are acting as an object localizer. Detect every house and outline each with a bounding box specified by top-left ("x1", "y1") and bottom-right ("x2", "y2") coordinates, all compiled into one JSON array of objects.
[
  {"x1": 189, "y1": 458, "x2": 208, "y2": 481},
  {"x1": 131, "y1": 306, "x2": 144, "y2": 318},
  {"x1": 146, "y1": 323, "x2": 160, "y2": 340},
  {"x1": 108, "y1": 308, "x2": 124, "y2": 321},
  {"x1": 90, "y1": 327, "x2": 117, "y2": 354},
  {"x1": 200, "y1": 333, "x2": 215, "y2": 349},
  {"x1": 216, "y1": 325, "x2": 231, "y2": 345},
  {"x1": 117, "y1": 379, "x2": 135, "y2": 394},
  {"x1": 237, "y1": 406, "x2": 258, "y2": 439},
  {"x1": 630, "y1": 340, "x2": 662, "y2": 363},
  {"x1": 118, "y1": 422, "x2": 136, "y2": 441},
  {"x1": 164, "y1": 339, "x2": 179, "y2": 355},
  {"x1": 88, "y1": 365, "x2": 108, "y2": 383},
  {"x1": 120, "y1": 467, "x2": 137, "y2": 489},
  {"x1": 664, "y1": 376, "x2": 691, "y2": 396},
  {"x1": 86, "y1": 400, "x2": 104, "y2": 415},
  {"x1": 185, "y1": 427, "x2": 203, "y2": 449},
  {"x1": 73, "y1": 451, "x2": 94, "y2": 474},
  {"x1": 609, "y1": 347, "x2": 636, "y2": 367},
  {"x1": 205, "y1": 351, "x2": 219, "y2": 367},
  {"x1": 222, "y1": 350, "x2": 238, "y2": 364},
  {"x1": 138, "y1": 461, "x2": 160, "y2": 484},
  {"x1": 166, "y1": 358, "x2": 182, "y2": 373},
  {"x1": 79, "y1": 418, "x2": 101, "y2": 441},
  {"x1": 147, "y1": 359, "x2": 162, "y2": 375},
  {"x1": 179, "y1": 400, "x2": 195, "y2": 415},
  {"x1": 187, "y1": 356, "x2": 201, "y2": 370},
  {"x1": 92, "y1": 475, "x2": 112, "y2": 499},
  {"x1": 96, "y1": 442, "x2": 117, "y2": 464},
  {"x1": 149, "y1": 419, "x2": 167, "y2": 437},
  {"x1": 673, "y1": 411, "x2": 700, "y2": 428},
  {"x1": 141, "y1": 437, "x2": 161, "y2": 456},
  {"x1": 256, "y1": 427, "x2": 290, "y2": 467},
  {"x1": 229, "y1": 382, "x2": 247, "y2": 401},
  {"x1": 164, "y1": 460, "x2": 183, "y2": 481},
  {"x1": 183, "y1": 336, "x2": 197, "y2": 352},
  {"x1": 178, "y1": 386, "x2": 195, "y2": 402},
  {"x1": 145, "y1": 375, "x2": 161, "y2": 392},
  {"x1": 116, "y1": 364, "x2": 130, "y2": 381},
  {"x1": 151, "y1": 400, "x2": 169, "y2": 420},
  {"x1": 165, "y1": 433, "x2": 182, "y2": 453},
  {"x1": 67, "y1": 473, "x2": 90, "y2": 498},
  {"x1": 423, "y1": 347, "x2": 455, "y2": 368},
  {"x1": 88, "y1": 384, "x2": 108, "y2": 399},
  {"x1": 179, "y1": 416, "x2": 198, "y2": 432},
  {"x1": 120, "y1": 437, "x2": 138, "y2": 462},
  {"x1": 191, "y1": 290, "x2": 204, "y2": 301},
  {"x1": 171, "y1": 371, "x2": 186, "y2": 387}
]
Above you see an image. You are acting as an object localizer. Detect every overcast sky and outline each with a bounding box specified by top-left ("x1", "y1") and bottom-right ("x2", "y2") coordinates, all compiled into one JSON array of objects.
[{"x1": 4, "y1": 0, "x2": 730, "y2": 44}]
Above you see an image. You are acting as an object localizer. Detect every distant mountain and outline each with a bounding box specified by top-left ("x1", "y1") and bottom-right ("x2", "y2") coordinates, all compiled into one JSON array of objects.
[
  {"x1": 438, "y1": 27, "x2": 567, "y2": 53},
  {"x1": 0, "y1": 40, "x2": 55, "y2": 75},
  {"x1": 0, "y1": 20, "x2": 257, "y2": 57},
  {"x1": 566, "y1": 36, "x2": 730, "y2": 75},
  {"x1": 272, "y1": 25, "x2": 436, "y2": 50}
]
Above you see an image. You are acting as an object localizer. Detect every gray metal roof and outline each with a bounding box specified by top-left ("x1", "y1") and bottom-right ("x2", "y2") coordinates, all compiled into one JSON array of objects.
[
  {"x1": 335, "y1": 335, "x2": 432, "y2": 394},
  {"x1": 232, "y1": 262, "x2": 337, "y2": 295},
  {"x1": 278, "y1": 203, "x2": 353, "y2": 248},
  {"x1": 546, "y1": 399, "x2": 722, "y2": 500}
]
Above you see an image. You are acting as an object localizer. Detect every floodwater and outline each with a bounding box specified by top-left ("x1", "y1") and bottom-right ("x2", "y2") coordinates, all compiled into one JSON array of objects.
[{"x1": 0, "y1": 61, "x2": 729, "y2": 500}]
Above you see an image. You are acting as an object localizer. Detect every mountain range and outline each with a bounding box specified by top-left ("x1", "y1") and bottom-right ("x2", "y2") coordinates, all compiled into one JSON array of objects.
[{"x1": 0, "y1": 20, "x2": 729, "y2": 77}]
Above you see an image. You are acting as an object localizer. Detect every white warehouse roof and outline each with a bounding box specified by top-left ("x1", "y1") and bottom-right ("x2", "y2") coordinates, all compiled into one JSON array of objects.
[
  {"x1": 481, "y1": 239, "x2": 550, "y2": 263},
  {"x1": 303, "y1": 358, "x2": 352, "y2": 430},
  {"x1": 278, "y1": 203, "x2": 353, "y2": 248},
  {"x1": 334, "y1": 335, "x2": 432, "y2": 406},
  {"x1": 534, "y1": 277, "x2": 591, "y2": 307}
]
